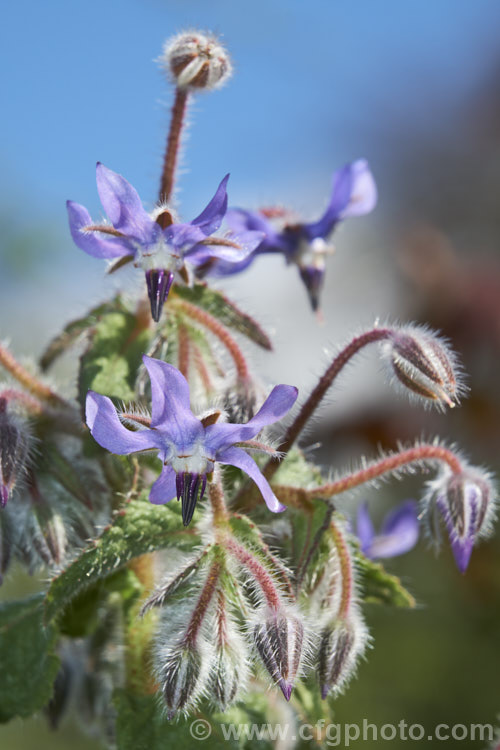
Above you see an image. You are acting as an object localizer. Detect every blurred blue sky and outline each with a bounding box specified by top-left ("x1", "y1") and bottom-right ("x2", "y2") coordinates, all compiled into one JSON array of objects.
[{"x1": 1, "y1": 0, "x2": 500, "y2": 395}]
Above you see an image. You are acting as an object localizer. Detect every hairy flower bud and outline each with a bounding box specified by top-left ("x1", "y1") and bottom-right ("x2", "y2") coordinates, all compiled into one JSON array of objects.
[
  {"x1": 0, "y1": 399, "x2": 31, "y2": 507},
  {"x1": 162, "y1": 32, "x2": 232, "y2": 91},
  {"x1": 381, "y1": 326, "x2": 463, "y2": 409},
  {"x1": 318, "y1": 611, "x2": 368, "y2": 698},
  {"x1": 159, "y1": 643, "x2": 203, "y2": 719},
  {"x1": 422, "y1": 464, "x2": 496, "y2": 573},
  {"x1": 210, "y1": 593, "x2": 249, "y2": 709},
  {"x1": 253, "y1": 607, "x2": 304, "y2": 701}
]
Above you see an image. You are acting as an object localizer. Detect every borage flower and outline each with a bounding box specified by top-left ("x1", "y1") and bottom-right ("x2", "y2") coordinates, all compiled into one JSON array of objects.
[
  {"x1": 86, "y1": 356, "x2": 297, "y2": 526},
  {"x1": 356, "y1": 501, "x2": 419, "y2": 559},
  {"x1": 196, "y1": 160, "x2": 377, "y2": 312},
  {"x1": 67, "y1": 164, "x2": 263, "y2": 322}
]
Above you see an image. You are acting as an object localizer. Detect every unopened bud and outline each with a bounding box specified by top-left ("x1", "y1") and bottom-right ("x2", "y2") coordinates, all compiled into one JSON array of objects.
[
  {"x1": 0, "y1": 400, "x2": 31, "y2": 507},
  {"x1": 253, "y1": 607, "x2": 304, "y2": 701},
  {"x1": 28, "y1": 487, "x2": 68, "y2": 567},
  {"x1": 162, "y1": 32, "x2": 232, "y2": 91},
  {"x1": 159, "y1": 643, "x2": 203, "y2": 718},
  {"x1": 382, "y1": 326, "x2": 463, "y2": 410},
  {"x1": 318, "y1": 611, "x2": 368, "y2": 698},
  {"x1": 210, "y1": 597, "x2": 249, "y2": 709},
  {"x1": 423, "y1": 464, "x2": 496, "y2": 573}
]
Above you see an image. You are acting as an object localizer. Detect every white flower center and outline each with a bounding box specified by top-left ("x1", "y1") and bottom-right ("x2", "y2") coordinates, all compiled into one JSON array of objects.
[
  {"x1": 133, "y1": 235, "x2": 183, "y2": 273},
  {"x1": 168, "y1": 439, "x2": 214, "y2": 475},
  {"x1": 295, "y1": 237, "x2": 334, "y2": 269}
]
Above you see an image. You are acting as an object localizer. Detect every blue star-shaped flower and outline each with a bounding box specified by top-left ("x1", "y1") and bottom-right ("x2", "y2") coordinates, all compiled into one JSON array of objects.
[
  {"x1": 195, "y1": 160, "x2": 377, "y2": 311},
  {"x1": 86, "y1": 356, "x2": 298, "y2": 525},
  {"x1": 67, "y1": 164, "x2": 262, "y2": 321}
]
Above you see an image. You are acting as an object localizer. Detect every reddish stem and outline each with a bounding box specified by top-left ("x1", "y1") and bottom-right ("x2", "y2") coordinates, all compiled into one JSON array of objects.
[
  {"x1": 184, "y1": 559, "x2": 221, "y2": 644},
  {"x1": 330, "y1": 520, "x2": 353, "y2": 619},
  {"x1": 159, "y1": 87, "x2": 189, "y2": 203},
  {"x1": 175, "y1": 298, "x2": 250, "y2": 382},
  {"x1": 226, "y1": 537, "x2": 281, "y2": 610},
  {"x1": 263, "y1": 327, "x2": 392, "y2": 482},
  {"x1": 177, "y1": 323, "x2": 190, "y2": 379},
  {"x1": 0, "y1": 343, "x2": 68, "y2": 408},
  {"x1": 310, "y1": 443, "x2": 462, "y2": 499}
]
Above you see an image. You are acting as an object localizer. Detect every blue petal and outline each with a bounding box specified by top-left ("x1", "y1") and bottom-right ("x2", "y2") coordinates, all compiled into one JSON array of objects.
[
  {"x1": 149, "y1": 465, "x2": 177, "y2": 505},
  {"x1": 86, "y1": 392, "x2": 163, "y2": 455},
  {"x1": 142, "y1": 356, "x2": 203, "y2": 448},
  {"x1": 191, "y1": 174, "x2": 230, "y2": 235},
  {"x1": 304, "y1": 160, "x2": 377, "y2": 239},
  {"x1": 67, "y1": 201, "x2": 134, "y2": 259},
  {"x1": 96, "y1": 163, "x2": 157, "y2": 244},
  {"x1": 205, "y1": 384, "x2": 298, "y2": 453},
  {"x1": 185, "y1": 230, "x2": 264, "y2": 267},
  {"x1": 367, "y1": 501, "x2": 419, "y2": 558},
  {"x1": 217, "y1": 446, "x2": 286, "y2": 513},
  {"x1": 356, "y1": 502, "x2": 375, "y2": 552}
]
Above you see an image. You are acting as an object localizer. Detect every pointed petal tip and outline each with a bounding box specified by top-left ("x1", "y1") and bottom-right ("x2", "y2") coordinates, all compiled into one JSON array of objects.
[{"x1": 320, "y1": 684, "x2": 330, "y2": 700}]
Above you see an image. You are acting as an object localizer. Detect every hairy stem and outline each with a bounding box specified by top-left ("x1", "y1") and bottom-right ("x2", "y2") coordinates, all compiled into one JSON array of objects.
[
  {"x1": 0, "y1": 343, "x2": 69, "y2": 408},
  {"x1": 263, "y1": 327, "x2": 392, "y2": 483},
  {"x1": 159, "y1": 87, "x2": 189, "y2": 203},
  {"x1": 185, "y1": 559, "x2": 222, "y2": 644},
  {"x1": 175, "y1": 298, "x2": 250, "y2": 382},
  {"x1": 209, "y1": 472, "x2": 230, "y2": 525},
  {"x1": 309, "y1": 443, "x2": 462, "y2": 499},
  {"x1": 330, "y1": 519, "x2": 353, "y2": 619},
  {"x1": 177, "y1": 323, "x2": 190, "y2": 379},
  {"x1": 226, "y1": 537, "x2": 281, "y2": 610}
]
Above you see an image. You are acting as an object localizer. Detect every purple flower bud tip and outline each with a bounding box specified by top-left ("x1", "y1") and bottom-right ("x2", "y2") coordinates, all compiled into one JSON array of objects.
[
  {"x1": 279, "y1": 680, "x2": 293, "y2": 701},
  {"x1": 146, "y1": 269, "x2": 174, "y2": 323},
  {"x1": 0, "y1": 485, "x2": 8, "y2": 509},
  {"x1": 167, "y1": 709, "x2": 176, "y2": 721},
  {"x1": 320, "y1": 684, "x2": 329, "y2": 701}
]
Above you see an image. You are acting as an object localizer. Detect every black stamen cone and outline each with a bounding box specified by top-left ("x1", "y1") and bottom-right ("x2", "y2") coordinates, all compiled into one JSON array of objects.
[
  {"x1": 145, "y1": 269, "x2": 174, "y2": 322},
  {"x1": 298, "y1": 266, "x2": 324, "y2": 312},
  {"x1": 176, "y1": 472, "x2": 207, "y2": 526}
]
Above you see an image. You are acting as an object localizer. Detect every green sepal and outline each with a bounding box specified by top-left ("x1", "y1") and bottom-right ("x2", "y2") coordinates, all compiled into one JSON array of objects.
[{"x1": 356, "y1": 553, "x2": 416, "y2": 608}]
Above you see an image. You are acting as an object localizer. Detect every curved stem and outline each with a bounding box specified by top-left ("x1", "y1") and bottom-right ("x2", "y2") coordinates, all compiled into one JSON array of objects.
[
  {"x1": 309, "y1": 443, "x2": 462, "y2": 499},
  {"x1": 0, "y1": 343, "x2": 69, "y2": 408},
  {"x1": 184, "y1": 559, "x2": 221, "y2": 644},
  {"x1": 175, "y1": 298, "x2": 250, "y2": 383},
  {"x1": 159, "y1": 87, "x2": 189, "y2": 203},
  {"x1": 225, "y1": 537, "x2": 281, "y2": 610},
  {"x1": 262, "y1": 327, "x2": 392, "y2": 483}
]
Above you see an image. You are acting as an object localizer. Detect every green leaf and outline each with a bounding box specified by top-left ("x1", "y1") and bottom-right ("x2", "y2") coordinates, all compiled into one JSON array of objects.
[
  {"x1": 39, "y1": 296, "x2": 127, "y2": 371},
  {"x1": 44, "y1": 495, "x2": 199, "y2": 623},
  {"x1": 357, "y1": 553, "x2": 416, "y2": 608},
  {"x1": 0, "y1": 593, "x2": 59, "y2": 722},
  {"x1": 78, "y1": 309, "x2": 153, "y2": 406},
  {"x1": 173, "y1": 283, "x2": 272, "y2": 350},
  {"x1": 114, "y1": 691, "x2": 242, "y2": 750}
]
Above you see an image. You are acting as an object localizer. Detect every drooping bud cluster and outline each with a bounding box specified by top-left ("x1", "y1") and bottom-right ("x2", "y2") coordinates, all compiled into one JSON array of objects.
[
  {"x1": 421, "y1": 462, "x2": 496, "y2": 573},
  {"x1": 162, "y1": 32, "x2": 232, "y2": 91},
  {"x1": 381, "y1": 325, "x2": 464, "y2": 410}
]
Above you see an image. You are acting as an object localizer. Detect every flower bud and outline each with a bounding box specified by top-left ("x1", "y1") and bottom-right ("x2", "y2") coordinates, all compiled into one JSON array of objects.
[
  {"x1": 253, "y1": 606, "x2": 304, "y2": 701},
  {"x1": 159, "y1": 643, "x2": 203, "y2": 718},
  {"x1": 0, "y1": 399, "x2": 31, "y2": 507},
  {"x1": 381, "y1": 326, "x2": 463, "y2": 409},
  {"x1": 210, "y1": 594, "x2": 249, "y2": 709},
  {"x1": 423, "y1": 464, "x2": 496, "y2": 573},
  {"x1": 162, "y1": 32, "x2": 232, "y2": 91},
  {"x1": 317, "y1": 611, "x2": 368, "y2": 698}
]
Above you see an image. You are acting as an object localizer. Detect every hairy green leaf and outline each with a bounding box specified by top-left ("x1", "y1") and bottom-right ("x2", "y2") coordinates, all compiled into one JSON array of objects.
[
  {"x1": 0, "y1": 593, "x2": 59, "y2": 722},
  {"x1": 44, "y1": 496, "x2": 198, "y2": 623},
  {"x1": 78, "y1": 310, "x2": 153, "y2": 407},
  {"x1": 39, "y1": 296, "x2": 127, "y2": 371}
]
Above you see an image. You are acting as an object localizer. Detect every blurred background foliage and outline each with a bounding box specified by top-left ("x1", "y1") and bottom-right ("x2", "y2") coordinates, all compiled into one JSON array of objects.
[{"x1": 1, "y1": 0, "x2": 500, "y2": 747}]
